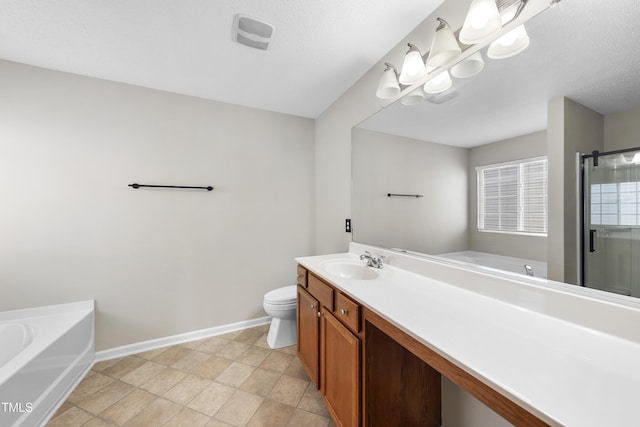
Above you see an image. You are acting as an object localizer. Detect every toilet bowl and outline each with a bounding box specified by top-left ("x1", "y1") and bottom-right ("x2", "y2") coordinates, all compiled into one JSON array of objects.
[{"x1": 263, "y1": 285, "x2": 297, "y2": 349}]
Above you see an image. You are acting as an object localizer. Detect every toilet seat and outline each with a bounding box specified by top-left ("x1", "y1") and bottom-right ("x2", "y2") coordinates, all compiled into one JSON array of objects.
[{"x1": 263, "y1": 285, "x2": 297, "y2": 305}]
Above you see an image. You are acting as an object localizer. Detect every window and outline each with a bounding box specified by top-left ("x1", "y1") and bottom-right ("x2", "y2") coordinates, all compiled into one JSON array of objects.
[{"x1": 477, "y1": 157, "x2": 548, "y2": 235}]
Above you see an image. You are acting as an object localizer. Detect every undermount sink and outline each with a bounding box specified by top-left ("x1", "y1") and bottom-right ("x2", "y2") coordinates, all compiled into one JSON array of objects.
[{"x1": 320, "y1": 260, "x2": 379, "y2": 280}]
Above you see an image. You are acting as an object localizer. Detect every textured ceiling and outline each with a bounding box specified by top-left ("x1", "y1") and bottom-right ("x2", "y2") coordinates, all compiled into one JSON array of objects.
[
  {"x1": 359, "y1": 0, "x2": 640, "y2": 147},
  {"x1": 0, "y1": 0, "x2": 445, "y2": 118}
]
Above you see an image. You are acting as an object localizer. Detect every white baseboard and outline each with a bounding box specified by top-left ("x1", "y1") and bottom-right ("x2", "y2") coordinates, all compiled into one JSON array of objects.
[{"x1": 95, "y1": 316, "x2": 272, "y2": 362}]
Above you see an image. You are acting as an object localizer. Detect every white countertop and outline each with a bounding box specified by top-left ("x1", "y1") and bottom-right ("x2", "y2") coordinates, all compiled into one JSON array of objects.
[{"x1": 296, "y1": 243, "x2": 640, "y2": 427}]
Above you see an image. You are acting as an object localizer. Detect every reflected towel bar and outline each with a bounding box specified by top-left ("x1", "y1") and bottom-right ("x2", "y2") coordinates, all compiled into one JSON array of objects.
[
  {"x1": 387, "y1": 193, "x2": 423, "y2": 198},
  {"x1": 129, "y1": 183, "x2": 214, "y2": 191}
]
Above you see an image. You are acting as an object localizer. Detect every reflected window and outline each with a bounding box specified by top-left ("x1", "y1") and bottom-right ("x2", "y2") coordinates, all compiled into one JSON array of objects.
[
  {"x1": 590, "y1": 182, "x2": 639, "y2": 226},
  {"x1": 477, "y1": 157, "x2": 548, "y2": 236}
]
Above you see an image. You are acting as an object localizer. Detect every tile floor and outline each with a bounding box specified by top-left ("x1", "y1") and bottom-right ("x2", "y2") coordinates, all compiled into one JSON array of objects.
[{"x1": 47, "y1": 324, "x2": 336, "y2": 427}]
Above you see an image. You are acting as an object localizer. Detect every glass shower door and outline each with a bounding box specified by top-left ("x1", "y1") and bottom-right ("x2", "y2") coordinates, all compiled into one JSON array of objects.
[{"x1": 582, "y1": 151, "x2": 640, "y2": 297}]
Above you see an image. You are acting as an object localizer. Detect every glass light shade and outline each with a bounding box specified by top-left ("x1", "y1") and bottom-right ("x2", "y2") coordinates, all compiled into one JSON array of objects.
[
  {"x1": 401, "y1": 88, "x2": 425, "y2": 106},
  {"x1": 459, "y1": 0, "x2": 502, "y2": 45},
  {"x1": 632, "y1": 152, "x2": 640, "y2": 164},
  {"x1": 424, "y1": 70, "x2": 452, "y2": 94},
  {"x1": 376, "y1": 63, "x2": 401, "y2": 99},
  {"x1": 426, "y1": 18, "x2": 461, "y2": 68},
  {"x1": 487, "y1": 25, "x2": 530, "y2": 59},
  {"x1": 450, "y1": 51, "x2": 485, "y2": 78},
  {"x1": 398, "y1": 44, "x2": 427, "y2": 85}
]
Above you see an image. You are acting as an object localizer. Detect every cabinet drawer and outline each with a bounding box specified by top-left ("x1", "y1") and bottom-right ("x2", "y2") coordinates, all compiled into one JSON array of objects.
[
  {"x1": 308, "y1": 274, "x2": 334, "y2": 311},
  {"x1": 335, "y1": 292, "x2": 360, "y2": 333},
  {"x1": 297, "y1": 265, "x2": 307, "y2": 288}
]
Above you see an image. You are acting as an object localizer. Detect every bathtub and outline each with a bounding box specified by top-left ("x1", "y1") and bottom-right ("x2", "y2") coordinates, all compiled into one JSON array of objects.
[
  {"x1": 0, "y1": 300, "x2": 95, "y2": 427},
  {"x1": 438, "y1": 250, "x2": 548, "y2": 279}
]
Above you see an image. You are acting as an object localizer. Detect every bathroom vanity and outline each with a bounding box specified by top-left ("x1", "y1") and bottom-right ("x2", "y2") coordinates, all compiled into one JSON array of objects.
[{"x1": 296, "y1": 242, "x2": 640, "y2": 427}]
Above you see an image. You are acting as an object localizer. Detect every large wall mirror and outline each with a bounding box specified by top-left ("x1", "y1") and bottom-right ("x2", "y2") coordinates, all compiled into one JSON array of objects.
[{"x1": 352, "y1": 0, "x2": 640, "y2": 283}]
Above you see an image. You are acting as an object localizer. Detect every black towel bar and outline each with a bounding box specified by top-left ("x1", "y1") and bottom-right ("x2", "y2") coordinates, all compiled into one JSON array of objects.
[{"x1": 129, "y1": 183, "x2": 214, "y2": 191}]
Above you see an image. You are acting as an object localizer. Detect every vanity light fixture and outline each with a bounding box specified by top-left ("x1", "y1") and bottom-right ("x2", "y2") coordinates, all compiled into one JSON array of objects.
[
  {"x1": 424, "y1": 70, "x2": 453, "y2": 94},
  {"x1": 459, "y1": 0, "x2": 502, "y2": 45},
  {"x1": 426, "y1": 18, "x2": 462, "y2": 68},
  {"x1": 450, "y1": 51, "x2": 485, "y2": 78},
  {"x1": 376, "y1": 63, "x2": 401, "y2": 99},
  {"x1": 632, "y1": 152, "x2": 640, "y2": 164},
  {"x1": 487, "y1": 24, "x2": 530, "y2": 58},
  {"x1": 398, "y1": 43, "x2": 427, "y2": 85},
  {"x1": 400, "y1": 88, "x2": 426, "y2": 105}
]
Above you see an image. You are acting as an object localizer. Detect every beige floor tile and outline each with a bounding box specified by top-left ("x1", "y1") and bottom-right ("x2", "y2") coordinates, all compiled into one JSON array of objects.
[
  {"x1": 239, "y1": 368, "x2": 281, "y2": 397},
  {"x1": 234, "y1": 328, "x2": 264, "y2": 345},
  {"x1": 283, "y1": 357, "x2": 309, "y2": 381},
  {"x1": 171, "y1": 350, "x2": 212, "y2": 373},
  {"x1": 163, "y1": 374, "x2": 211, "y2": 405},
  {"x1": 236, "y1": 346, "x2": 270, "y2": 367},
  {"x1": 98, "y1": 388, "x2": 156, "y2": 425},
  {"x1": 67, "y1": 372, "x2": 114, "y2": 403},
  {"x1": 268, "y1": 375, "x2": 309, "y2": 407},
  {"x1": 215, "y1": 362, "x2": 255, "y2": 387},
  {"x1": 216, "y1": 341, "x2": 250, "y2": 360},
  {"x1": 123, "y1": 398, "x2": 182, "y2": 427},
  {"x1": 51, "y1": 401, "x2": 74, "y2": 419},
  {"x1": 76, "y1": 381, "x2": 134, "y2": 415},
  {"x1": 197, "y1": 337, "x2": 231, "y2": 354},
  {"x1": 218, "y1": 330, "x2": 244, "y2": 340},
  {"x1": 140, "y1": 367, "x2": 187, "y2": 395},
  {"x1": 136, "y1": 346, "x2": 169, "y2": 360},
  {"x1": 82, "y1": 416, "x2": 118, "y2": 427},
  {"x1": 101, "y1": 356, "x2": 146, "y2": 379},
  {"x1": 204, "y1": 419, "x2": 233, "y2": 427},
  {"x1": 253, "y1": 334, "x2": 271, "y2": 349},
  {"x1": 187, "y1": 382, "x2": 236, "y2": 416},
  {"x1": 287, "y1": 409, "x2": 330, "y2": 427},
  {"x1": 164, "y1": 407, "x2": 211, "y2": 427},
  {"x1": 92, "y1": 358, "x2": 122, "y2": 373},
  {"x1": 297, "y1": 383, "x2": 330, "y2": 417},
  {"x1": 119, "y1": 361, "x2": 166, "y2": 387},
  {"x1": 191, "y1": 355, "x2": 233, "y2": 380},
  {"x1": 46, "y1": 406, "x2": 93, "y2": 427},
  {"x1": 260, "y1": 351, "x2": 294, "y2": 373},
  {"x1": 247, "y1": 399, "x2": 296, "y2": 427},
  {"x1": 152, "y1": 346, "x2": 193, "y2": 365},
  {"x1": 214, "y1": 390, "x2": 264, "y2": 426},
  {"x1": 276, "y1": 345, "x2": 297, "y2": 356}
]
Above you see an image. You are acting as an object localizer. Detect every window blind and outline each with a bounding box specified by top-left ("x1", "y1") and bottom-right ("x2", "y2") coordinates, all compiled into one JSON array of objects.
[{"x1": 477, "y1": 158, "x2": 548, "y2": 235}]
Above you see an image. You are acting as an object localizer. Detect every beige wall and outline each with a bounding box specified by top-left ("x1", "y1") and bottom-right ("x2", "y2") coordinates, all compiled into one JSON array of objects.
[
  {"x1": 604, "y1": 107, "x2": 640, "y2": 151},
  {"x1": 0, "y1": 60, "x2": 316, "y2": 351},
  {"x1": 547, "y1": 97, "x2": 604, "y2": 284},
  {"x1": 469, "y1": 131, "x2": 547, "y2": 261},
  {"x1": 352, "y1": 128, "x2": 468, "y2": 254}
]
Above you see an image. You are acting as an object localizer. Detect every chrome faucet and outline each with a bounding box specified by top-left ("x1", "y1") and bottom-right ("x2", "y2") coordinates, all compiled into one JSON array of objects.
[
  {"x1": 524, "y1": 265, "x2": 534, "y2": 277},
  {"x1": 360, "y1": 251, "x2": 385, "y2": 269}
]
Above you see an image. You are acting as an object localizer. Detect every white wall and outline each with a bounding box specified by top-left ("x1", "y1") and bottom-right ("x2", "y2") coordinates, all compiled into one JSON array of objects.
[
  {"x1": 469, "y1": 131, "x2": 547, "y2": 261},
  {"x1": 352, "y1": 128, "x2": 468, "y2": 254},
  {"x1": 0, "y1": 60, "x2": 316, "y2": 351}
]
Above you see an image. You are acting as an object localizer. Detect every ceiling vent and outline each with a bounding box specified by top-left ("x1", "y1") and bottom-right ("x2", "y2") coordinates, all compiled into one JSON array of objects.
[{"x1": 232, "y1": 14, "x2": 275, "y2": 50}]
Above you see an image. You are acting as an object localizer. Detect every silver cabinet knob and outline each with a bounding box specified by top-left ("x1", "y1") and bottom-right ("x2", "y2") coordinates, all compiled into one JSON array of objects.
[
  {"x1": 310, "y1": 304, "x2": 315, "y2": 309},
  {"x1": 317, "y1": 311, "x2": 321, "y2": 318},
  {"x1": 340, "y1": 309, "x2": 348, "y2": 315}
]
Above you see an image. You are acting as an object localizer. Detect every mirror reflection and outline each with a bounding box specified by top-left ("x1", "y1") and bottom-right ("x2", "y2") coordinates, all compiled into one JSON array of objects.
[{"x1": 352, "y1": 0, "x2": 640, "y2": 284}]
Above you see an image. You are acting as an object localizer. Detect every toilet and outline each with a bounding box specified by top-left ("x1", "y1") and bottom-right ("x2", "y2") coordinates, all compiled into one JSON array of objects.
[{"x1": 263, "y1": 285, "x2": 297, "y2": 349}]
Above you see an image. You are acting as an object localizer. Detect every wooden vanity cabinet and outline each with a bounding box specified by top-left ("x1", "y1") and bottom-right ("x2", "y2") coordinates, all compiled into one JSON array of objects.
[
  {"x1": 297, "y1": 267, "x2": 361, "y2": 427},
  {"x1": 297, "y1": 285, "x2": 319, "y2": 387}
]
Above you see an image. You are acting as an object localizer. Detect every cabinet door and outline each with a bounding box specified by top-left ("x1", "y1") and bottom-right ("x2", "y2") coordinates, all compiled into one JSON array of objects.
[
  {"x1": 321, "y1": 309, "x2": 360, "y2": 427},
  {"x1": 297, "y1": 286, "x2": 319, "y2": 388}
]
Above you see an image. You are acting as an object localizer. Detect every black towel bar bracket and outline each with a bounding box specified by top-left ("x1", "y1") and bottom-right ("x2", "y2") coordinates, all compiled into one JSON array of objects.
[{"x1": 129, "y1": 183, "x2": 214, "y2": 191}]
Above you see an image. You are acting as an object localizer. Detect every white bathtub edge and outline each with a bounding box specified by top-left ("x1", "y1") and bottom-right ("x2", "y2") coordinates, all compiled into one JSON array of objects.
[{"x1": 95, "y1": 316, "x2": 272, "y2": 362}]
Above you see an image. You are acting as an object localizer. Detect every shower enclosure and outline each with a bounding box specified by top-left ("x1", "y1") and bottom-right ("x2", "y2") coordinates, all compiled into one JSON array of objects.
[{"x1": 581, "y1": 147, "x2": 640, "y2": 296}]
